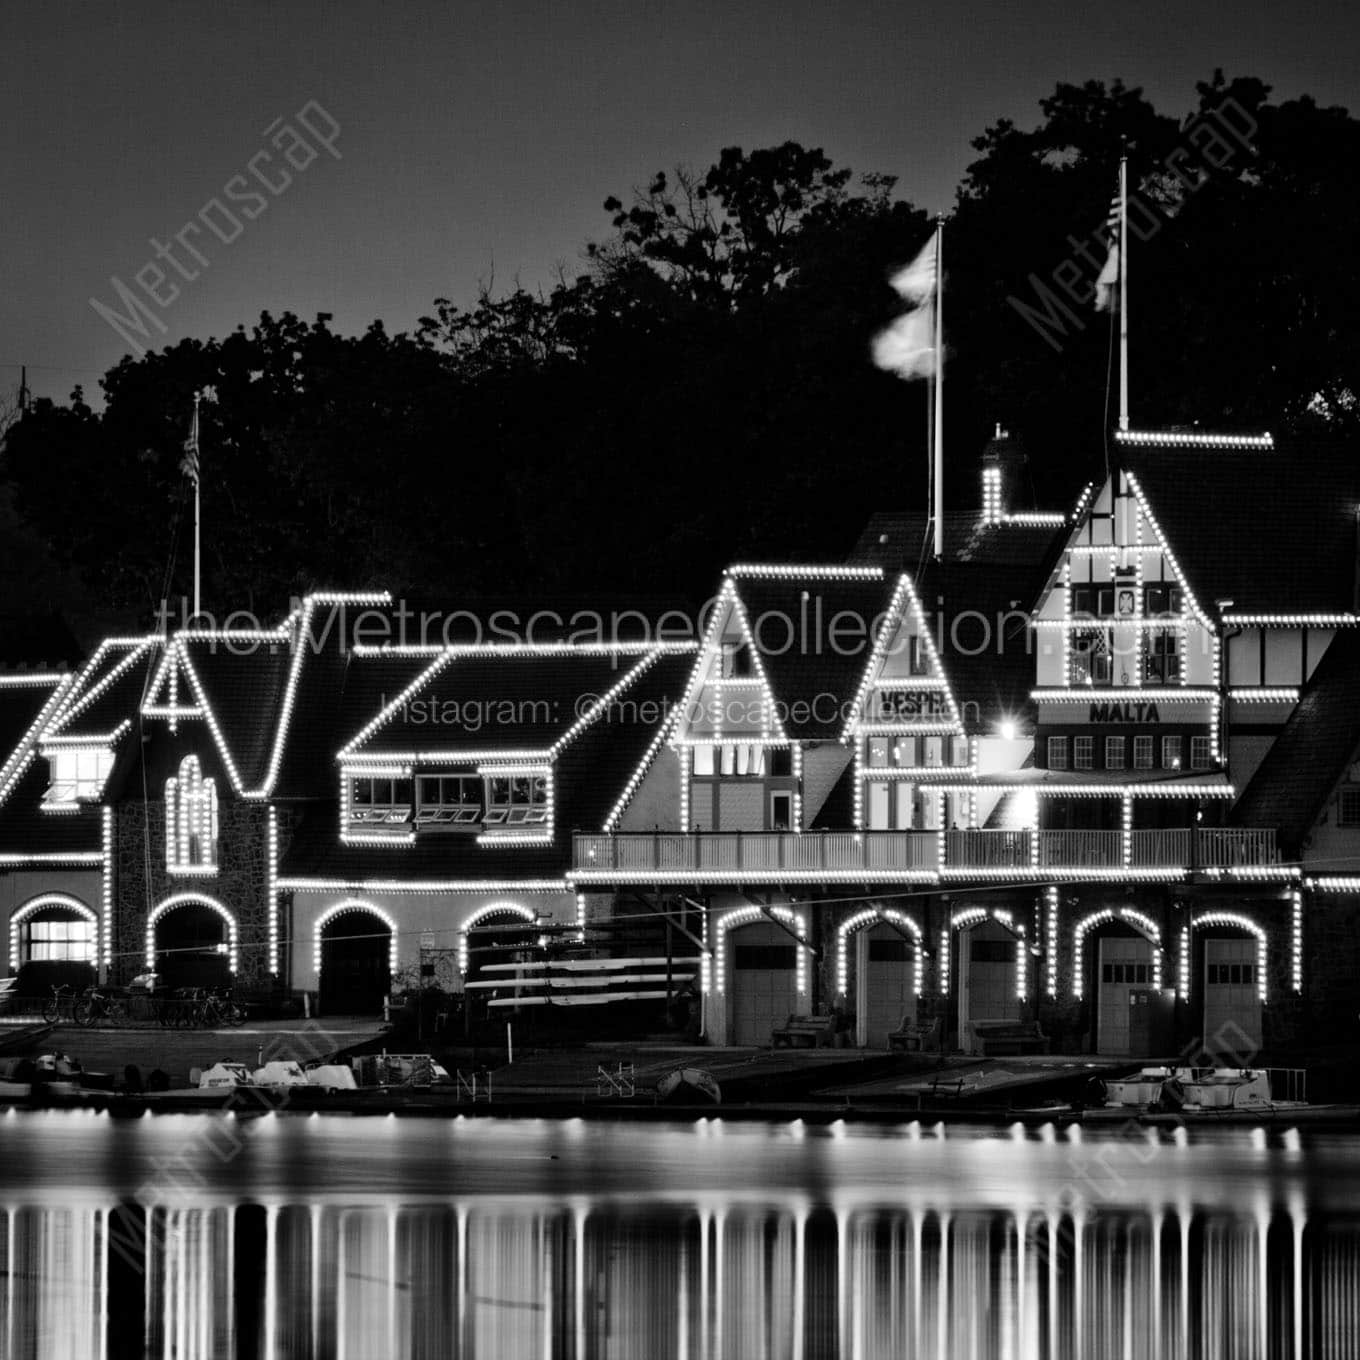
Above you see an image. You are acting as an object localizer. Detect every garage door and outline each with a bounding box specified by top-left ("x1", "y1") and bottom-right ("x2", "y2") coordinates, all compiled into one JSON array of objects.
[
  {"x1": 858, "y1": 923, "x2": 916, "y2": 1047},
  {"x1": 1202, "y1": 938, "x2": 1262, "y2": 1059},
  {"x1": 960, "y1": 920, "x2": 1020, "y2": 1033},
  {"x1": 1097, "y1": 935, "x2": 1154, "y2": 1056},
  {"x1": 729, "y1": 922, "x2": 799, "y2": 1046}
]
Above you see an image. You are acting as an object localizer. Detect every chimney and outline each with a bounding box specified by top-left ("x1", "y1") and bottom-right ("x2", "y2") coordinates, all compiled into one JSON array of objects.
[{"x1": 980, "y1": 424, "x2": 1029, "y2": 524}]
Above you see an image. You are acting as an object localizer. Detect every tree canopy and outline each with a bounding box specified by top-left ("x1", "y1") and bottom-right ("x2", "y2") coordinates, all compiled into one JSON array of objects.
[{"x1": 4, "y1": 73, "x2": 1356, "y2": 622}]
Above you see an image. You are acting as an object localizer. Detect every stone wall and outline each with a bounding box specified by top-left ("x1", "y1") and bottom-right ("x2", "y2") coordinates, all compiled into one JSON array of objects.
[{"x1": 112, "y1": 798, "x2": 272, "y2": 986}]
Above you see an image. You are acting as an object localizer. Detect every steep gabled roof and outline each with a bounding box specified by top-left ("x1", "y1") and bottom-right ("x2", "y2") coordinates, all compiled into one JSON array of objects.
[
  {"x1": 1233, "y1": 630, "x2": 1360, "y2": 855},
  {"x1": 0, "y1": 674, "x2": 71, "y2": 806},
  {"x1": 43, "y1": 640, "x2": 158, "y2": 743},
  {"x1": 0, "y1": 763, "x2": 103, "y2": 859},
  {"x1": 1119, "y1": 435, "x2": 1360, "y2": 615},
  {"x1": 729, "y1": 569, "x2": 898, "y2": 741}
]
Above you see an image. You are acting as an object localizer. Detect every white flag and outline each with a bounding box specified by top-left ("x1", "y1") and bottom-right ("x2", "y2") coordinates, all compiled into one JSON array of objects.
[
  {"x1": 1094, "y1": 242, "x2": 1119, "y2": 312},
  {"x1": 873, "y1": 233, "x2": 937, "y2": 379},
  {"x1": 872, "y1": 303, "x2": 936, "y2": 378}
]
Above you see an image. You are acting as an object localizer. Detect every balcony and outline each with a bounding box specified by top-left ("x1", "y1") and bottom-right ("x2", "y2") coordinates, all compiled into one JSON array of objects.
[
  {"x1": 945, "y1": 827, "x2": 1280, "y2": 873},
  {"x1": 572, "y1": 831, "x2": 940, "y2": 880},
  {"x1": 573, "y1": 825, "x2": 1281, "y2": 883}
]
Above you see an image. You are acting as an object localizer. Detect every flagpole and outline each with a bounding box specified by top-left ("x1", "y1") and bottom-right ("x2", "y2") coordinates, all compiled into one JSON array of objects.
[
  {"x1": 933, "y1": 217, "x2": 944, "y2": 560},
  {"x1": 1118, "y1": 155, "x2": 1129, "y2": 432},
  {"x1": 192, "y1": 391, "x2": 201, "y2": 620}
]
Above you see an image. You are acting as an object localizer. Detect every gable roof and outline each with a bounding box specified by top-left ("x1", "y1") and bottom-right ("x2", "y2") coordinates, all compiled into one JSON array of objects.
[
  {"x1": 0, "y1": 674, "x2": 70, "y2": 806},
  {"x1": 728, "y1": 569, "x2": 898, "y2": 741},
  {"x1": 1233, "y1": 629, "x2": 1360, "y2": 855}
]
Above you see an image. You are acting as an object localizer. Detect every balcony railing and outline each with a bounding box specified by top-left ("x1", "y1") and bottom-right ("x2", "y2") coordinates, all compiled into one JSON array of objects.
[
  {"x1": 573, "y1": 831, "x2": 939, "y2": 877},
  {"x1": 573, "y1": 825, "x2": 1280, "y2": 878}
]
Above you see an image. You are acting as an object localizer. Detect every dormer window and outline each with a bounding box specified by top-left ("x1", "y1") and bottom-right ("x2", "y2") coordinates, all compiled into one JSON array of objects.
[
  {"x1": 415, "y1": 775, "x2": 483, "y2": 826},
  {"x1": 166, "y1": 755, "x2": 218, "y2": 873},
  {"x1": 43, "y1": 748, "x2": 115, "y2": 807},
  {"x1": 349, "y1": 777, "x2": 413, "y2": 826},
  {"x1": 483, "y1": 775, "x2": 549, "y2": 826}
]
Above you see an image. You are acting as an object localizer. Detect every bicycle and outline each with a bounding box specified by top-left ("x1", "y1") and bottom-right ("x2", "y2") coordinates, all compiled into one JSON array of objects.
[
  {"x1": 74, "y1": 986, "x2": 128, "y2": 1028},
  {"x1": 198, "y1": 988, "x2": 247, "y2": 1029},
  {"x1": 41, "y1": 984, "x2": 80, "y2": 1026}
]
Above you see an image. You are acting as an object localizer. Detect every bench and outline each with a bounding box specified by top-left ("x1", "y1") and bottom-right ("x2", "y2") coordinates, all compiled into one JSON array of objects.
[
  {"x1": 964, "y1": 1019, "x2": 1050, "y2": 1056},
  {"x1": 888, "y1": 1015, "x2": 941, "y2": 1052},
  {"x1": 771, "y1": 1014, "x2": 837, "y2": 1048}
]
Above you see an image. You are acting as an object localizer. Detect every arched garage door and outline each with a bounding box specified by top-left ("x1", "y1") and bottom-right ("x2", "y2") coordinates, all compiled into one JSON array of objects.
[
  {"x1": 728, "y1": 920, "x2": 799, "y2": 1046},
  {"x1": 1200, "y1": 930, "x2": 1264, "y2": 1059},
  {"x1": 957, "y1": 918, "x2": 1020, "y2": 1046},
  {"x1": 857, "y1": 922, "x2": 918, "y2": 1048},
  {"x1": 319, "y1": 908, "x2": 393, "y2": 1015}
]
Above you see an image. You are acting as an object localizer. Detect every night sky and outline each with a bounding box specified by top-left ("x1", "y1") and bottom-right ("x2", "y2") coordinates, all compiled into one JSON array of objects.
[{"x1": 4, "y1": 0, "x2": 1357, "y2": 404}]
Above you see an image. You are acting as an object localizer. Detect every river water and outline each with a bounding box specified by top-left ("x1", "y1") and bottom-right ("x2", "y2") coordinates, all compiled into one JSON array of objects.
[{"x1": 0, "y1": 1109, "x2": 1356, "y2": 1358}]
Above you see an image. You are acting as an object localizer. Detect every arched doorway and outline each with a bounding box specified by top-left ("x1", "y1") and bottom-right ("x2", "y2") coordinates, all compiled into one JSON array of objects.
[
  {"x1": 719, "y1": 908, "x2": 808, "y2": 1047},
  {"x1": 1193, "y1": 913, "x2": 1266, "y2": 1059},
  {"x1": 318, "y1": 904, "x2": 395, "y2": 1015},
  {"x1": 952, "y1": 910, "x2": 1023, "y2": 1051},
  {"x1": 838, "y1": 909, "x2": 924, "y2": 1048},
  {"x1": 1074, "y1": 908, "x2": 1165, "y2": 1057},
  {"x1": 459, "y1": 905, "x2": 541, "y2": 1022},
  {"x1": 150, "y1": 896, "x2": 236, "y2": 988}
]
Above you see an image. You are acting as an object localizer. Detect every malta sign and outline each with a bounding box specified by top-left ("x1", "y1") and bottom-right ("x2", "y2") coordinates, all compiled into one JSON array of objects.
[{"x1": 1089, "y1": 701, "x2": 1160, "y2": 723}]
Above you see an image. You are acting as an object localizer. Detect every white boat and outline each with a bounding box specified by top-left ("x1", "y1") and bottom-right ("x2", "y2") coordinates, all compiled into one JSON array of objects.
[
  {"x1": 1168, "y1": 1067, "x2": 1307, "y2": 1113},
  {"x1": 1102, "y1": 1067, "x2": 1175, "y2": 1108},
  {"x1": 197, "y1": 1061, "x2": 254, "y2": 1088},
  {"x1": 304, "y1": 1063, "x2": 357, "y2": 1092},
  {"x1": 253, "y1": 1060, "x2": 309, "y2": 1087}
]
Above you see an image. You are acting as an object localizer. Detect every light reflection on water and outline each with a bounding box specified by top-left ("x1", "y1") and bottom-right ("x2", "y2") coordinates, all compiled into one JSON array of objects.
[{"x1": 0, "y1": 1112, "x2": 1358, "y2": 1357}]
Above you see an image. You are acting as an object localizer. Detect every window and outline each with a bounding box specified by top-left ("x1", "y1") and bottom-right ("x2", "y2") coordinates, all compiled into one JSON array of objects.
[
  {"x1": 415, "y1": 775, "x2": 483, "y2": 826},
  {"x1": 1071, "y1": 630, "x2": 1112, "y2": 684},
  {"x1": 1207, "y1": 963, "x2": 1255, "y2": 985},
  {"x1": 1074, "y1": 736, "x2": 1094, "y2": 771},
  {"x1": 692, "y1": 746, "x2": 715, "y2": 776},
  {"x1": 895, "y1": 736, "x2": 919, "y2": 768},
  {"x1": 484, "y1": 774, "x2": 549, "y2": 826},
  {"x1": 1146, "y1": 629, "x2": 1181, "y2": 684},
  {"x1": 908, "y1": 635, "x2": 928, "y2": 676},
  {"x1": 1162, "y1": 736, "x2": 1183, "y2": 770},
  {"x1": 718, "y1": 744, "x2": 765, "y2": 777},
  {"x1": 1339, "y1": 786, "x2": 1360, "y2": 827},
  {"x1": 720, "y1": 643, "x2": 753, "y2": 678},
  {"x1": 768, "y1": 748, "x2": 793, "y2": 778},
  {"x1": 769, "y1": 791, "x2": 793, "y2": 830},
  {"x1": 25, "y1": 915, "x2": 95, "y2": 963},
  {"x1": 1071, "y1": 585, "x2": 1115, "y2": 618},
  {"x1": 1143, "y1": 584, "x2": 1184, "y2": 618},
  {"x1": 1190, "y1": 736, "x2": 1212, "y2": 770},
  {"x1": 1048, "y1": 736, "x2": 1069, "y2": 770},
  {"x1": 44, "y1": 748, "x2": 115, "y2": 805},
  {"x1": 166, "y1": 755, "x2": 218, "y2": 871},
  {"x1": 1105, "y1": 736, "x2": 1126, "y2": 770},
  {"x1": 1134, "y1": 736, "x2": 1154, "y2": 770},
  {"x1": 349, "y1": 777, "x2": 413, "y2": 825}
]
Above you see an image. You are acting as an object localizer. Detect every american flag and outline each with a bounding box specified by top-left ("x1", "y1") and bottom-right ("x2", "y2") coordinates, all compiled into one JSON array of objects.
[
  {"x1": 1095, "y1": 182, "x2": 1122, "y2": 312},
  {"x1": 180, "y1": 397, "x2": 200, "y2": 485}
]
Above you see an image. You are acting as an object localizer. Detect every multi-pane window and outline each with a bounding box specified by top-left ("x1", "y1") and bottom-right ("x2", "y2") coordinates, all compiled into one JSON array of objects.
[
  {"x1": 1143, "y1": 584, "x2": 1184, "y2": 617},
  {"x1": 1190, "y1": 735, "x2": 1212, "y2": 770},
  {"x1": 1162, "y1": 736, "x2": 1183, "y2": 770},
  {"x1": 1146, "y1": 629, "x2": 1181, "y2": 684},
  {"x1": 1102, "y1": 962, "x2": 1152, "y2": 984},
  {"x1": 350, "y1": 777, "x2": 414, "y2": 825},
  {"x1": 1207, "y1": 963, "x2": 1256, "y2": 985},
  {"x1": 1048, "y1": 736, "x2": 1069, "y2": 770},
  {"x1": 720, "y1": 643, "x2": 753, "y2": 679},
  {"x1": 1105, "y1": 736, "x2": 1126, "y2": 770},
  {"x1": 25, "y1": 915, "x2": 95, "y2": 963},
  {"x1": 44, "y1": 748, "x2": 114, "y2": 805},
  {"x1": 1073, "y1": 736, "x2": 1094, "y2": 770},
  {"x1": 1071, "y1": 630, "x2": 1112, "y2": 684},
  {"x1": 1339, "y1": 786, "x2": 1360, "y2": 827},
  {"x1": 415, "y1": 775, "x2": 483, "y2": 825},
  {"x1": 485, "y1": 774, "x2": 549, "y2": 826},
  {"x1": 1133, "y1": 736, "x2": 1154, "y2": 770}
]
